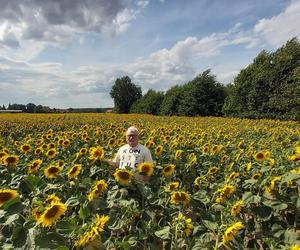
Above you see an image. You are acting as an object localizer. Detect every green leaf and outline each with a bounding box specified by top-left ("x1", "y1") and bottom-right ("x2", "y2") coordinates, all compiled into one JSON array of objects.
[
  {"x1": 56, "y1": 246, "x2": 69, "y2": 250},
  {"x1": 202, "y1": 220, "x2": 218, "y2": 231},
  {"x1": 12, "y1": 226, "x2": 27, "y2": 247},
  {"x1": 79, "y1": 203, "x2": 89, "y2": 220},
  {"x1": 154, "y1": 226, "x2": 170, "y2": 240},
  {"x1": 284, "y1": 229, "x2": 299, "y2": 244},
  {"x1": 252, "y1": 206, "x2": 272, "y2": 219},
  {"x1": 35, "y1": 232, "x2": 66, "y2": 248},
  {"x1": 2, "y1": 214, "x2": 19, "y2": 225},
  {"x1": 4, "y1": 201, "x2": 25, "y2": 215},
  {"x1": 297, "y1": 197, "x2": 300, "y2": 209},
  {"x1": 242, "y1": 192, "x2": 261, "y2": 205},
  {"x1": 281, "y1": 172, "x2": 300, "y2": 183},
  {"x1": 66, "y1": 196, "x2": 79, "y2": 206},
  {"x1": 263, "y1": 200, "x2": 288, "y2": 210},
  {"x1": 56, "y1": 219, "x2": 77, "y2": 235},
  {"x1": 193, "y1": 190, "x2": 210, "y2": 205}
]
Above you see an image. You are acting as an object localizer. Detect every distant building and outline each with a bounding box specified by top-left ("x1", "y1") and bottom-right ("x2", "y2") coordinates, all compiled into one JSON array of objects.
[{"x1": 0, "y1": 110, "x2": 22, "y2": 113}]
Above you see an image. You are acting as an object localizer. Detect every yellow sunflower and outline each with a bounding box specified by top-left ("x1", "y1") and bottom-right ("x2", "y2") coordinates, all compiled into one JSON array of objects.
[
  {"x1": 44, "y1": 165, "x2": 62, "y2": 179},
  {"x1": 20, "y1": 144, "x2": 32, "y2": 153},
  {"x1": 165, "y1": 181, "x2": 180, "y2": 192},
  {"x1": 67, "y1": 164, "x2": 82, "y2": 179},
  {"x1": 89, "y1": 146, "x2": 105, "y2": 160},
  {"x1": 44, "y1": 194, "x2": 61, "y2": 205},
  {"x1": 3, "y1": 155, "x2": 19, "y2": 167},
  {"x1": 174, "y1": 150, "x2": 184, "y2": 160},
  {"x1": 0, "y1": 189, "x2": 19, "y2": 206},
  {"x1": 252, "y1": 172, "x2": 262, "y2": 180},
  {"x1": 32, "y1": 207, "x2": 43, "y2": 221},
  {"x1": 79, "y1": 147, "x2": 88, "y2": 155},
  {"x1": 46, "y1": 148, "x2": 57, "y2": 159},
  {"x1": 211, "y1": 144, "x2": 223, "y2": 155},
  {"x1": 155, "y1": 145, "x2": 163, "y2": 157},
  {"x1": 254, "y1": 151, "x2": 267, "y2": 163},
  {"x1": 174, "y1": 212, "x2": 194, "y2": 237},
  {"x1": 137, "y1": 162, "x2": 154, "y2": 176},
  {"x1": 38, "y1": 202, "x2": 67, "y2": 227},
  {"x1": 163, "y1": 164, "x2": 175, "y2": 177},
  {"x1": 75, "y1": 214, "x2": 109, "y2": 247},
  {"x1": 34, "y1": 147, "x2": 43, "y2": 155},
  {"x1": 231, "y1": 200, "x2": 244, "y2": 216},
  {"x1": 226, "y1": 172, "x2": 240, "y2": 183},
  {"x1": 28, "y1": 159, "x2": 43, "y2": 174},
  {"x1": 208, "y1": 166, "x2": 219, "y2": 175},
  {"x1": 88, "y1": 180, "x2": 108, "y2": 201},
  {"x1": 222, "y1": 221, "x2": 244, "y2": 245},
  {"x1": 170, "y1": 191, "x2": 190, "y2": 205},
  {"x1": 113, "y1": 169, "x2": 134, "y2": 185}
]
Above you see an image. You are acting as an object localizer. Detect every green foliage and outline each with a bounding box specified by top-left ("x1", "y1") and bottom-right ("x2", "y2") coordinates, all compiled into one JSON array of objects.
[
  {"x1": 178, "y1": 70, "x2": 226, "y2": 116},
  {"x1": 160, "y1": 85, "x2": 183, "y2": 116},
  {"x1": 223, "y1": 38, "x2": 300, "y2": 120},
  {"x1": 110, "y1": 76, "x2": 142, "y2": 113},
  {"x1": 130, "y1": 89, "x2": 164, "y2": 115}
]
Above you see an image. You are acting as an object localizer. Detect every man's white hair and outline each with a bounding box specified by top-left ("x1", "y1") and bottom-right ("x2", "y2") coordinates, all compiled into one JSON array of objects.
[{"x1": 126, "y1": 126, "x2": 139, "y2": 135}]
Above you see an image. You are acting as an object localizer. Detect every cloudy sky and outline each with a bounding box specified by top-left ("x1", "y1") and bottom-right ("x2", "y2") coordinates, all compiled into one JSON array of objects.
[{"x1": 0, "y1": 0, "x2": 299, "y2": 108}]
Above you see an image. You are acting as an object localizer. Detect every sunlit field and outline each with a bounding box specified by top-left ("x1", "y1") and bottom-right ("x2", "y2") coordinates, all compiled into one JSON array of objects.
[{"x1": 0, "y1": 113, "x2": 299, "y2": 249}]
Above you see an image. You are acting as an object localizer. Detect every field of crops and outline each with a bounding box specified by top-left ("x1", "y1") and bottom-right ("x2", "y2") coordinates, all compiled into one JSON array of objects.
[{"x1": 0, "y1": 113, "x2": 299, "y2": 249}]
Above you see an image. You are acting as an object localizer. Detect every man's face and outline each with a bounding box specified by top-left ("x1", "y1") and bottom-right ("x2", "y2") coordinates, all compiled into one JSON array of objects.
[{"x1": 126, "y1": 132, "x2": 139, "y2": 147}]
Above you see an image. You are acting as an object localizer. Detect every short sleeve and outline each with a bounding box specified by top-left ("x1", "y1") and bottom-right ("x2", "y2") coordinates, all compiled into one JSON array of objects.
[
  {"x1": 113, "y1": 148, "x2": 121, "y2": 163},
  {"x1": 144, "y1": 148, "x2": 153, "y2": 163}
]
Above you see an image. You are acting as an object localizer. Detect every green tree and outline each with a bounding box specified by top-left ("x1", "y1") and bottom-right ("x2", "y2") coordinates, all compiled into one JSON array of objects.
[
  {"x1": 26, "y1": 103, "x2": 37, "y2": 113},
  {"x1": 110, "y1": 76, "x2": 142, "y2": 113},
  {"x1": 223, "y1": 38, "x2": 300, "y2": 120},
  {"x1": 178, "y1": 70, "x2": 226, "y2": 116},
  {"x1": 130, "y1": 89, "x2": 164, "y2": 115},
  {"x1": 160, "y1": 85, "x2": 184, "y2": 116}
]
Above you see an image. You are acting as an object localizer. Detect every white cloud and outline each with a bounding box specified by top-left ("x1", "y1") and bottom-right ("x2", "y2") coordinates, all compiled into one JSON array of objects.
[
  {"x1": 0, "y1": 21, "x2": 261, "y2": 107},
  {"x1": 0, "y1": 0, "x2": 139, "y2": 61},
  {"x1": 254, "y1": 0, "x2": 300, "y2": 46}
]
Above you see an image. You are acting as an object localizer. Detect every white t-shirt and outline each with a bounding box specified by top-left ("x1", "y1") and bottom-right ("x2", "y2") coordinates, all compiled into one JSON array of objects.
[{"x1": 114, "y1": 144, "x2": 153, "y2": 171}]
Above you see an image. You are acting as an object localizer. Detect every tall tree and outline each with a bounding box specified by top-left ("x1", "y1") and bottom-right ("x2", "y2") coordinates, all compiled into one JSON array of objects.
[
  {"x1": 26, "y1": 103, "x2": 37, "y2": 113},
  {"x1": 178, "y1": 70, "x2": 226, "y2": 116},
  {"x1": 130, "y1": 89, "x2": 164, "y2": 115},
  {"x1": 110, "y1": 76, "x2": 142, "y2": 113},
  {"x1": 223, "y1": 38, "x2": 300, "y2": 120},
  {"x1": 160, "y1": 85, "x2": 183, "y2": 116}
]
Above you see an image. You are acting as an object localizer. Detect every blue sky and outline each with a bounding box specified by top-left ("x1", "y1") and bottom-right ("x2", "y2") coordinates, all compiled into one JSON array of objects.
[{"x1": 0, "y1": 0, "x2": 299, "y2": 108}]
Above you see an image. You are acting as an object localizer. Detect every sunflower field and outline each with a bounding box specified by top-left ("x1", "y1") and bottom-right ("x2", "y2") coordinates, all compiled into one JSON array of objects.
[{"x1": 0, "y1": 113, "x2": 299, "y2": 250}]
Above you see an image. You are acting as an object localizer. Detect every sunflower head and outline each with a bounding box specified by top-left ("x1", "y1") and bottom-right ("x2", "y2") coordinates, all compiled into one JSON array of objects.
[
  {"x1": 174, "y1": 150, "x2": 184, "y2": 160},
  {"x1": 44, "y1": 194, "x2": 61, "y2": 205},
  {"x1": 3, "y1": 155, "x2": 19, "y2": 167},
  {"x1": 46, "y1": 148, "x2": 57, "y2": 159},
  {"x1": 113, "y1": 169, "x2": 134, "y2": 185},
  {"x1": 254, "y1": 151, "x2": 267, "y2": 163},
  {"x1": 38, "y1": 202, "x2": 67, "y2": 227},
  {"x1": 20, "y1": 144, "x2": 32, "y2": 153},
  {"x1": 170, "y1": 191, "x2": 190, "y2": 205},
  {"x1": 163, "y1": 164, "x2": 175, "y2": 177},
  {"x1": 155, "y1": 145, "x2": 163, "y2": 156},
  {"x1": 137, "y1": 162, "x2": 154, "y2": 176},
  {"x1": 68, "y1": 164, "x2": 82, "y2": 179},
  {"x1": 89, "y1": 147, "x2": 105, "y2": 160},
  {"x1": 0, "y1": 189, "x2": 19, "y2": 206},
  {"x1": 230, "y1": 200, "x2": 244, "y2": 216},
  {"x1": 44, "y1": 165, "x2": 62, "y2": 179}
]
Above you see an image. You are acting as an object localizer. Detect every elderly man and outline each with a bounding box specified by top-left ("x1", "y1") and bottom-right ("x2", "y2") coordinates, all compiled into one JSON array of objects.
[{"x1": 103, "y1": 126, "x2": 153, "y2": 182}]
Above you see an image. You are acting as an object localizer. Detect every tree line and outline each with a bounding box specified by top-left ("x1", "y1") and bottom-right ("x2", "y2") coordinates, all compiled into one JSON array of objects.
[{"x1": 110, "y1": 38, "x2": 300, "y2": 120}]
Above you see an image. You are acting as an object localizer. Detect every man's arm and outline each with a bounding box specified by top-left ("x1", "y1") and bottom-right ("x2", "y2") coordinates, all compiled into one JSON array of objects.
[{"x1": 103, "y1": 159, "x2": 119, "y2": 168}]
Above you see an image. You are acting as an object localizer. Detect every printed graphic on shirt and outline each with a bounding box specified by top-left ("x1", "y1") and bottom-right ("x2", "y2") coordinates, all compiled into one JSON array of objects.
[{"x1": 119, "y1": 148, "x2": 142, "y2": 169}]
